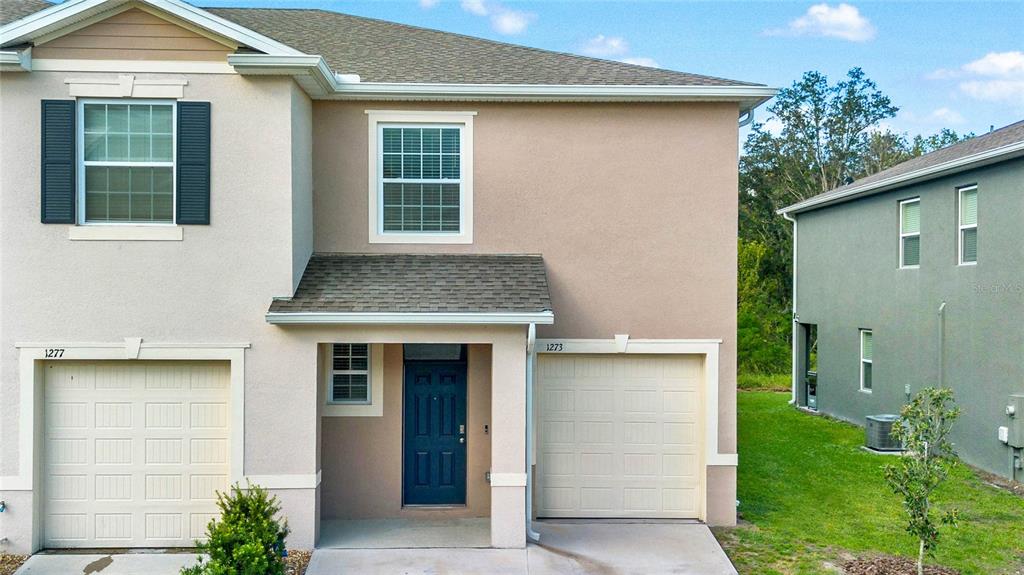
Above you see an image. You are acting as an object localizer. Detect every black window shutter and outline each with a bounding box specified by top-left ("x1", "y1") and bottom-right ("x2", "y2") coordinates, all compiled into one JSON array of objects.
[
  {"x1": 41, "y1": 100, "x2": 76, "y2": 223},
  {"x1": 176, "y1": 101, "x2": 211, "y2": 224}
]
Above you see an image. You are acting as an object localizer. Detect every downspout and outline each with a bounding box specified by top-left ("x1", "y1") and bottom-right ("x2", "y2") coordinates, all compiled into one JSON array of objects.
[
  {"x1": 525, "y1": 323, "x2": 540, "y2": 542},
  {"x1": 738, "y1": 108, "x2": 755, "y2": 128},
  {"x1": 937, "y1": 301, "x2": 946, "y2": 389},
  {"x1": 782, "y1": 211, "x2": 799, "y2": 405}
]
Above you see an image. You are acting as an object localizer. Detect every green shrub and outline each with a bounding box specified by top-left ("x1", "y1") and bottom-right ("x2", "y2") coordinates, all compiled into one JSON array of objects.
[
  {"x1": 737, "y1": 372, "x2": 790, "y2": 392},
  {"x1": 181, "y1": 482, "x2": 289, "y2": 575}
]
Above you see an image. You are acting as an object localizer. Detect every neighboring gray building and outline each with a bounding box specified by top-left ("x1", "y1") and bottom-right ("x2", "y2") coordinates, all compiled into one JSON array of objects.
[{"x1": 780, "y1": 121, "x2": 1024, "y2": 481}]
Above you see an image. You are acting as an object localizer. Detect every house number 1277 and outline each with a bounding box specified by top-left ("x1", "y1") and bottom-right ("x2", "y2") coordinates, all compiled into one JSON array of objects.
[{"x1": 44, "y1": 348, "x2": 65, "y2": 358}]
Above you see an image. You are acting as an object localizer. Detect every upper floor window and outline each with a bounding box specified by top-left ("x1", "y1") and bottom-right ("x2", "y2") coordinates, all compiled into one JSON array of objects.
[
  {"x1": 899, "y1": 198, "x2": 920, "y2": 268},
  {"x1": 859, "y1": 329, "x2": 873, "y2": 392},
  {"x1": 366, "y1": 111, "x2": 475, "y2": 244},
  {"x1": 80, "y1": 100, "x2": 175, "y2": 224},
  {"x1": 381, "y1": 126, "x2": 461, "y2": 233},
  {"x1": 958, "y1": 185, "x2": 977, "y2": 265}
]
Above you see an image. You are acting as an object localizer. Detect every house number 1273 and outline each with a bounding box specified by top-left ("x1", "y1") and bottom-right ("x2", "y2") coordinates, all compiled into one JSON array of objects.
[{"x1": 545, "y1": 343, "x2": 564, "y2": 352}]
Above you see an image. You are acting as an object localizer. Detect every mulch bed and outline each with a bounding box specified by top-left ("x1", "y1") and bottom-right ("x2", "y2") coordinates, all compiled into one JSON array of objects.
[
  {"x1": 0, "y1": 553, "x2": 28, "y2": 575},
  {"x1": 844, "y1": 556, "x2": 959, "y2": 575},
  {"x1": 285, "y1": 549, "x2": 312, "y2": 575}
]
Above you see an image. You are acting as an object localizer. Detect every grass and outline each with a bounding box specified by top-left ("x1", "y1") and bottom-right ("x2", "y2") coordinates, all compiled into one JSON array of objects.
[
  {"x1": 715, "y1": 392, "x2": 1024, "y2": 575},
  {"x1": 737, "y1": 372, "x2": 791, "y2": 391}
]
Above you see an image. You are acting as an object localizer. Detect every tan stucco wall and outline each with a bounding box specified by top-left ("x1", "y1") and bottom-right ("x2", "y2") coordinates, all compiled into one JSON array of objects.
[
  {"x1": 312, "y1": 100, "x2": 739, "y2": 522},
  {"x1": 32, "y1": 8, "x2": 234, "y2": 61},
  {"x1": 290, "y1": 83, "x2": 314, "y2": 291},
  {"x1": 320, "y1": 344, "x2": 492, "y2": 519}
]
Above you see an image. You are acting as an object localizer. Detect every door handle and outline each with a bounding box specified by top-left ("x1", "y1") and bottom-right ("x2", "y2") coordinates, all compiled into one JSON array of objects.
[
  {"x1": 459, "y1": 424, "x2": 465, "y2": 435},
  {"x1": 459, "y1": 437, "x2": 465, "y2": 444}
]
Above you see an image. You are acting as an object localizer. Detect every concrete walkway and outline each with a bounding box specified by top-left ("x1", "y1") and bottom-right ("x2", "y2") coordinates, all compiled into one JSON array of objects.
[
  {"x1": 15, "y1": 552, "x2": 200, "y2": 575},
  {"x1": 308, "y1": 522, "x2": 738, "y2": 575},
  {"x1": 15, "y1": 522, "x2": 737, "y2": 575}
]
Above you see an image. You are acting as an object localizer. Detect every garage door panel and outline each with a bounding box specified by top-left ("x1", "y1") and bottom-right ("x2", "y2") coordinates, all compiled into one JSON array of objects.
[
  {"x1": 43, "y1": 361, "x2": 230, "y2": 548},
  {"x1": 537, "y1": 354, "x2": 702, "y2": 519}
]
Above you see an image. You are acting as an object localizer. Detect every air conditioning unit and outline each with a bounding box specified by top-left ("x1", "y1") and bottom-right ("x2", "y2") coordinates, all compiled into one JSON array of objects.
[{"x1": 865, "y1": 414, "x2": 903, "y2": 452}]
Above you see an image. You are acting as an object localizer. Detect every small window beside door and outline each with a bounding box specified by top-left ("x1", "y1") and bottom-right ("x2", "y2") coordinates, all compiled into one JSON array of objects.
[
  {"x1": 859, "y1": 330, "x2": 873, "y2": 393},
  {"x1": 329, "y1": 344, "x2": 370, "y2": 404},
  {"x1": 899, "y1": 198, "x2": 920, "y2": 268},
  {"x1": 958, "y1": 186, "x2": 977, "y2": 265}
]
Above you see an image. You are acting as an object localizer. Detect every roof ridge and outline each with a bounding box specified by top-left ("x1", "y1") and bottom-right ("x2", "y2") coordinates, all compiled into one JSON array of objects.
[{"x1": 203, "y1": 5, "x2": 761, "y2": 86}]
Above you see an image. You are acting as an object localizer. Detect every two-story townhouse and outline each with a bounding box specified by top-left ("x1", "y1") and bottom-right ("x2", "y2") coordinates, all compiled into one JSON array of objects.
[
  {"x1": 780, "y1": 120, "x2": 1024, "y2": 481},
  {"x1": 0, "y1": 0, "x2": 774, "y2": 555}
]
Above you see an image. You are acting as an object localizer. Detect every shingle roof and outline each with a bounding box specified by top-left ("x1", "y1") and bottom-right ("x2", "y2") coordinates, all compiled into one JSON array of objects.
[
  {"x1": 0, "y1": 0, "x2": 50, "y2": 26},
  {"x1": 783, "y1": 119, "x2": 1024, "y2": 214},
  {"x1": 1, "y1": 0, "x2": 760, "y2": 86},
  {"x1": 204, "y1": 7, "x2": 757, "y2": 86},
  {"x1": 269, "y1": 253, "x2": 552, "y2": 314}
]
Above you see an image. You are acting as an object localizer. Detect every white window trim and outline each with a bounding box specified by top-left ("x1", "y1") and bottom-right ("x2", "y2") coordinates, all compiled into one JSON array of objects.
[
  {"x1": 366, "y1": 110, "x2": 475, "y2": 244},
  {"x1": 898, "y1": 197, "x2": 920, "y2": 269},
  {"x1": 958, "y1": 185, "x2": 978, "y2": 266},
  {"x1": 76, "y1": 98, "x2": 178, "y2": 228},
  {"x1": 859, "y1": 329, "x2": 873, "y2": 393},
  {"x1": 323, "y1": 343, "x2": 384, "y2": 417}
]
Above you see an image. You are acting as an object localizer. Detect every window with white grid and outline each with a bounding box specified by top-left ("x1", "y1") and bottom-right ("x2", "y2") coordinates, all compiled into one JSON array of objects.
[
  {"x1": 330, "y1": 344, "x2": 370, "y2": 404},
  {"x1": 379, "y1": 125, "x2": 462, "y2": 233},
  {"x1": 80, "y1": 100, "x2": 175, "y2": 224},
  {"x1": 958, "y1": 186, "x2": 977, "y2": 265}
]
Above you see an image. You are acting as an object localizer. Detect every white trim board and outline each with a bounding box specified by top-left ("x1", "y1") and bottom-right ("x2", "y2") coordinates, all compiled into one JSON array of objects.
[
  {"x1": 0, "y1": 0, "x2": 302, "y2": 57},
  {"x1": 266, "y1": 311, "x2": 554, "y2": 325}
]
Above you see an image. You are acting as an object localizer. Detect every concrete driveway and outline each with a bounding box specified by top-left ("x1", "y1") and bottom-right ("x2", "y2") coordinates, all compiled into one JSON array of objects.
[
  {"x1": 308, "y1": 521, "x2": 738, "y2": 575},
  {"x1": 15, "y1": 522, "x2": 737, "y2": 575}
]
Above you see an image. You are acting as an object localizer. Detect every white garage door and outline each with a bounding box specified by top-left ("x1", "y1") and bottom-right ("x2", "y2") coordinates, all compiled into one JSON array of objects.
[
  {"x1": 43, "y1": 361, "x2": 231, "y2": 548},
  {"x1": 536, "y1": 354, "x2": 702, "y2": 518}
]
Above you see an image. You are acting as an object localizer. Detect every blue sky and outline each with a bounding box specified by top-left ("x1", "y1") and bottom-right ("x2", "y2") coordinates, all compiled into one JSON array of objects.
[{"x1": 197, "y1": 1, "x2": 1024, "y2": 139}]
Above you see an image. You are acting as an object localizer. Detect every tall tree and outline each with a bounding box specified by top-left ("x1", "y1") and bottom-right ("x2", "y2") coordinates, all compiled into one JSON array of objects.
[{"x1": 736, "y1": 68, "x2": 970, "y2": 375}]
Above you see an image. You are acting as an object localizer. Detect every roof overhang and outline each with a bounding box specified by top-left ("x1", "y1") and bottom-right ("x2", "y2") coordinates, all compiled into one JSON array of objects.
[
  {"x1": 265, "y1": 311, "x2": 555, "y2": 325},
  {"x1": 0, "y1": 0, "x2": 303, "y2": 55},
  {"x1": 779, "y1": 140, "x2": 1024, "y2": 216},
  {"x1": 0, "y1": 46, "x2": 31, "y2": 71},
  {"x1": 228, "y1": 53, "x2": 777, "y2": 109}
]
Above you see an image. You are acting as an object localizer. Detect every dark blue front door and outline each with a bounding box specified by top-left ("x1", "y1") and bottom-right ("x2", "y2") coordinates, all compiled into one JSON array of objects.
[{"x1": 403, "y1": 361, "x2": 467, "y2": 505}]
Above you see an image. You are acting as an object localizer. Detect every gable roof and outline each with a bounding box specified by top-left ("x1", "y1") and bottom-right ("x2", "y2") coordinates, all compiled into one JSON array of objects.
[
  {"x1": 1, "y1": 0, "x2": 774, "y2": 105},
  {"x1": 206, "y1": 7, "x2": 751, "y2": 87},
  {"x1": 267, "y1": 253, "x2": 553, "y2": 324},
  {"x1": 781, "y1": 119, "x2": 1024, "y2": 216}
]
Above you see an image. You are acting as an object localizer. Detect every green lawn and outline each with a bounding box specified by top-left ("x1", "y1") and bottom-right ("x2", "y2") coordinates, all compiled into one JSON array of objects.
[{"x1": 715, "y1": 392, "x2": 1024, "y2": 575}]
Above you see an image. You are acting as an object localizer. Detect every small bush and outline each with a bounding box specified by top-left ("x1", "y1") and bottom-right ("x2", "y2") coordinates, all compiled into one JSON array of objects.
[{"x1": 181, "y1": 482, "x2": 289, "y2": 575}]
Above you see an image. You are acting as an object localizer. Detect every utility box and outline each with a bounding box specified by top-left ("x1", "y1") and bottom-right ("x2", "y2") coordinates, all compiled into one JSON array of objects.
[
  {"x1": 866, "y1": 414, "x2": 902, "y2": 451},
  {"x1": 1009, "y1": 394, "x2": 1024, "y2": 448}
]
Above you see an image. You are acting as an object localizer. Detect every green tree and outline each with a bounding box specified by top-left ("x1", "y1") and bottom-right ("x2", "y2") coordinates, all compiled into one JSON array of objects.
[
  {"x1": 884, "y1": 388, "x2": 961, "y2": 575},
  {"x1": 736, "y1": 68, "x2": 970, "y2": 375}
]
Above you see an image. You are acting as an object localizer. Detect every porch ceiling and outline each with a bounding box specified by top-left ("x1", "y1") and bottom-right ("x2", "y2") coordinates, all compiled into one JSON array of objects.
[{"x1": 267, "y1": 253, "x2": 552, "y2": 324}]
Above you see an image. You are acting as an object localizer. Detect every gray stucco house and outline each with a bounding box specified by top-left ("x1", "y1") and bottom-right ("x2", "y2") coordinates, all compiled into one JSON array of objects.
[{"x1": 779, "y1": 120, "x2": 1024, "y2": 481}]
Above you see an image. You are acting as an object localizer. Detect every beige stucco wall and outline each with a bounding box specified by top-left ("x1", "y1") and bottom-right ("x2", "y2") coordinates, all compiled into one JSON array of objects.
[
  {"x1": 32, "y1": 8, "x2": 234, "y2": 61},
  {"x1": 290, "y1": 83, "x2": 314, "y2": 291},
  {"x1": 320, "y1": 343, "x2": 492, "y2": 519},
  {"x1": 0, "y1": 68, "x2": 321, "y2": 552},
  {"x1": 312, "y1": 100, "x2": 740, "y2": 522}
]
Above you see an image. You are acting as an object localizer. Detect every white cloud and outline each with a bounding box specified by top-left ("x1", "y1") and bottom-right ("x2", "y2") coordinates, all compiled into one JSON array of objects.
[
  {"x1": 491, "y1": 9, "x2": 534, "y2": 35},
  {"x1": 766, "y1": 3, "x2": 876, "y2": 42},
  {"x1": 619, "y1": 57, "x2": 659, "y2": 68},
  {"x1": 928, "y1": 51, "x2": 1024, "y2": 107},
  {"x1": 460, "y1": 0, "x2": 488, "y2": 16},
  {"x1": 419, "y1": 0, "x2": 440, "y2": 8},
  {"x1": 459, "y1": 0, "x2": 535, "y2": 35},
  {"x1": 963, "y1": 51, "x2": 1024, "y2": 77},
  {"x1": 928, "y1": 107, "x2": 966, "y2": 125},
  {"x1": 581, "y1": 35, "x2": 629, "y2": 57}
]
